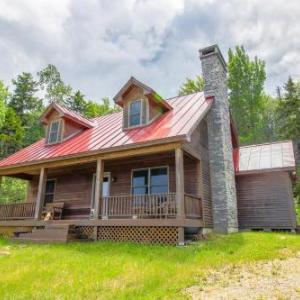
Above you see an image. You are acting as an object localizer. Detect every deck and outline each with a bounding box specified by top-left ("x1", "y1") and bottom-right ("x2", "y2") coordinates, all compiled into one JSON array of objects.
[{"x1": 0, "y1": 193, "x2": 203, "y2": 227}]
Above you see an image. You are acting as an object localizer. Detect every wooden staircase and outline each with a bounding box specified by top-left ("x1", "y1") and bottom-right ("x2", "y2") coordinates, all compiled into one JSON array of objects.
[{"x1": 13, "y1": 224, "x2": 82, "y2": 243}]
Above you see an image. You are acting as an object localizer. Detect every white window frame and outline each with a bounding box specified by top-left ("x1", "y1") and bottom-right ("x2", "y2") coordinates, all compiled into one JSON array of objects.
[
  {"x1": 131, "y1": 166, "x2": 169, "y2": 195},
  {"x1": 47, "y1": 119, "x2": 62, "y2": 145},
  {"x1": 128, "y1": 99, "x2": 142, "y2": 127}
]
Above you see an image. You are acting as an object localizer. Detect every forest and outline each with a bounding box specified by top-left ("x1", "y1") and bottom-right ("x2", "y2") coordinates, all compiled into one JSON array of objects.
[{"x1": 0, "y1": 46, "x2": 299, "y2": 218}]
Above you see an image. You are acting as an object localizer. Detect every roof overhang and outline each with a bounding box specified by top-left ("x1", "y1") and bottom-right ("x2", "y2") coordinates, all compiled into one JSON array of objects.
[
  {"x1": 40, "y1": 102, "x2": 94, "y2": 129},
  {"x1": 113, "y1": 76, "x2": 172, "y2": 111},
  {"x1": 0, "y1": 135, "x2": 188, "y2": 176}
]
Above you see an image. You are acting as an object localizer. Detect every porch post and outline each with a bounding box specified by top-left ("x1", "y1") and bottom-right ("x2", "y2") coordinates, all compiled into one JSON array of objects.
[
  {"x1": 175, "y1": 147, "x2": 185, "y2": 245},
  {"x1": 175, "y1": 147, "x2": 185, "y2": 219},
  {"x1": 34, "y1": 167, "x2": 47, "y2": 220},
  {"x1": 93, "y1": 158, "x2": 104, "y2": 219}
]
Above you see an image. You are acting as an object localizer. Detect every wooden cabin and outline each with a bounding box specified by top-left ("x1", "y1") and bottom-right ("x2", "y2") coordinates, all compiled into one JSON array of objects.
[{"x1": 0, "y1": 45, "x2": 297, "y2": 244}]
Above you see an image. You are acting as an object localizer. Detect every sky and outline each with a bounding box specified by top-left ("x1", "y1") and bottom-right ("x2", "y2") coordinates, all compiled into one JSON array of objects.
[{"x1": 0, "y1": 0, "x2": 299, "y2": 102}]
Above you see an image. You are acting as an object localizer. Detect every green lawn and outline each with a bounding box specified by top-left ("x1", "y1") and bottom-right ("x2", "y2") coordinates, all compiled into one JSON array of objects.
[{"x1": 0, "y1": 232, "x2": 300, "y2": 300}]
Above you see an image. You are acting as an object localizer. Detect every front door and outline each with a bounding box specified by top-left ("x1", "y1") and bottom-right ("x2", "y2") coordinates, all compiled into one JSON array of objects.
[{"x1": 91, "y1": 172, "x2": 111, "y2": 214}]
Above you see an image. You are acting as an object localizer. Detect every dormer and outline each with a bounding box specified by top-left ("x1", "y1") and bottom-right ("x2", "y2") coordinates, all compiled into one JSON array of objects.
[
  {"x1": 113, "y1": 77, "x2": 172, "y2": 130},
  {"x1": 40, "y1": 102, "x2": 94, "y2": 145}
]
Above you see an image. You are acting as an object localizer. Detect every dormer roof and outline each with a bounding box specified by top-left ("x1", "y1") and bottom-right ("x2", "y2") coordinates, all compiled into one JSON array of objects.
[
  {"x1": 113, "y1": 76, "x2": 173, "y2": 111},
  {"x1": 40, "y1": 102, "x2": 95, "y2": 129}
]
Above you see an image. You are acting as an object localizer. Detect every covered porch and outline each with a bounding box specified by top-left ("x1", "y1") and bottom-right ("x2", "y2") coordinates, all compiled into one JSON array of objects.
[{"x1": 0, "y1": 144, "x2": 205, "y2": 243}]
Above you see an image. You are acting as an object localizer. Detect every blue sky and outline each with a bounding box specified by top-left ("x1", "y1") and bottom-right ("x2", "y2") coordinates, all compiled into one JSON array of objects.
[{"x1": 0, "y1": 0, "x2": 299, "y2": 102}]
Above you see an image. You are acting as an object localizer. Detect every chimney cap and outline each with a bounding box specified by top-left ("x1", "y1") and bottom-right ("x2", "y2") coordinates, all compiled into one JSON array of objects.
[{"x1": 199, "y1": 44, "x2": 227, "y2": 71}]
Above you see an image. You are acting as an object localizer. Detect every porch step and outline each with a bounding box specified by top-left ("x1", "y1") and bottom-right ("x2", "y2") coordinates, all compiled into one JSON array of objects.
[{"x1": 13, "y1": 224, "x2": 85, "y2": 243}]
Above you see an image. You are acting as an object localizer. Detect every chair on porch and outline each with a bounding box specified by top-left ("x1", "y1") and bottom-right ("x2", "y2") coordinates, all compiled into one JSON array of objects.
[{"x1": 42, "y1": 202, "x2": 64, "y2": 220}]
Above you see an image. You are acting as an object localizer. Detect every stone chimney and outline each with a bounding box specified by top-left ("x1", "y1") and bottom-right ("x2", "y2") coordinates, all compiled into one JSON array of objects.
[{"x1": 199, "y1": 45, "x2": 238, "y2": 233}]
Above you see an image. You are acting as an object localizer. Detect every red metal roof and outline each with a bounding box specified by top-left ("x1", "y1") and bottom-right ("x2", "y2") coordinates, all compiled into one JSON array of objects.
[
  {"x1": 0, "y1": 92, "x2": 213, "y2": 169},
  {"x1": 234, "y1": 140, "x2": 296, "y2": 174},
  {"x1": 40, "y1": 102, "x2": 95, "y2": 128}
]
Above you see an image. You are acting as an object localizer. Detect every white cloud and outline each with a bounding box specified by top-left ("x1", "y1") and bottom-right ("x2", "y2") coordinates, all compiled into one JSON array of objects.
[{"x1": 0, "y1": 0, "x2": 299, "y2": 101}]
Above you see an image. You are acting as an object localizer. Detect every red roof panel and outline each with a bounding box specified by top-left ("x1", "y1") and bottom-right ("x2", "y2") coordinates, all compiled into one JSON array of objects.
[{"x1": 0, "y1": 92, "x2": 213, "y2": 169}]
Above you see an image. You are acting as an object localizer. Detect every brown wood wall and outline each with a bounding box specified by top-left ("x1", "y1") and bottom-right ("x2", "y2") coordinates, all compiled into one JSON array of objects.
[
  {"x1": 185, "y1": 119, "x2": 213, "y2": 228},
  {"x1": 236, "y1": 172, "x2": 297, "y2": 229}
]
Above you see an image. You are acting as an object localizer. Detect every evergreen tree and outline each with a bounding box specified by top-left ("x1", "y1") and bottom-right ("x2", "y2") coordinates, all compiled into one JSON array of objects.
[
  {"x1": 9, "y1": 72, "x2": 44, "y2": 147},
  {"x1": 0, "y1": 107, "x2": 24, "y2": 158},
  {"x1": 178, "y1": 75, "x2": 204, "y2": 96},
  {"x1": 277, "y1": 77, "x2": 300, "y2": 140},
  {"x1": 9, "y1": 72, "x2": 43, "y2": 118},
  {"x1": 0, "y1": 80, "x2": 8, "y2": 128}
]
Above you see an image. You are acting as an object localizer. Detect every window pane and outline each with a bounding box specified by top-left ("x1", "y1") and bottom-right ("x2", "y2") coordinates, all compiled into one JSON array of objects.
[
  {"x1": 48, "y1": 121, "x2": 60, "y2": 143},
  {"x1": 133, "y1": 187, "x2": 147, "y2": 195},
  {"x1": 130, "y1": 101, "x2": 141, "y2": 114},
  {"x1": 129, "y1": 101, "x2": 141, "y2": 126},
  {"x1": 45, "y1": 180, "x2": 55, "y2": 194},
  {"x1": 51, "y1": 121, "x2": 59, "y2": 132},
  {"x1": 44, "y1": 194, "x2": 54, "y2": 204},
  {"x1": 129, "y1": 114, "x2": 141, "y2": 126},
  {"x1": 49, "y1": 132, "x2": 58, "y2": 143},
  {"x1": 150, "y1": 185, "x2": 168, "y2": 194},
  {"x1": 151, "y1": 168, "x2": 168, "y2": 186},
  {"x1": 132, "y1": 170, "x2": 148, "y2": 187}
]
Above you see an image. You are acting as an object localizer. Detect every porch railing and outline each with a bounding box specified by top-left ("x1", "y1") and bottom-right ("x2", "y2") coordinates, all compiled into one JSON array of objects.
[
  {"x1": 101, "y1": 193, "x2": 177, "y2": 219},
  {"x1": 184, "y1": 194, "x2": 202, "y2": 219},
  {"x1": 0, "y1": 202, "x2": 36, "y2": 220}
]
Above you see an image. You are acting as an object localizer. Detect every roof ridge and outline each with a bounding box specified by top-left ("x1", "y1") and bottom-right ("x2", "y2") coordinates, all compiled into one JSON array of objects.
[{"x1": 54, "y1": 102, "x2": 93, "y2": 122}]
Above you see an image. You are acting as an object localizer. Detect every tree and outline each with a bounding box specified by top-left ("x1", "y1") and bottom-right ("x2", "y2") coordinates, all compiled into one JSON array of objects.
[
  {"x1": 277, "y1": 77, "x2": 300, "y2": 213},
  {"x1": 227, "y1": 46, "x2": 266, "y2": 145},
  {"x1": 38, "y1": 64, "x2": 72, "y2": 105},
  {"x1": 84, "y1": 97, "x2": 121, "y2": 118},
  {"x1": 0, "y1": 177, "x2": 26, "y2": 204},
  {"x1": 277, "y1": 77, "x2": 300, "y2": 140},
  {"x1": 0, "y1": 80, "x2": 8, "y2": 128},
  {"x1": 67, "y1": 90, "x2": 87, "y2": 115},
  {"x1": 9, "y1": 72, "x2": 44, "y2": 147},
  {"x1": 0, "y1": 107, "x2": 24, "y2": 158},
  {"x1": 179, "y1": 75, "x2": 204, "y2": 96},
  {"x1": 9, "y1": 72, "x2": 43, "y2": 118}
]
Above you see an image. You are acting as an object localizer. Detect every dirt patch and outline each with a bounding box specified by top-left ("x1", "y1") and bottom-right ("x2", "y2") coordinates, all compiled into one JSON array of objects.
[
  {"x1": 186, "y1": 252, "x2": 300, "y2": 300},
  {"x1": 0, "y1": 246, "x2": 11, "y2": 256}
]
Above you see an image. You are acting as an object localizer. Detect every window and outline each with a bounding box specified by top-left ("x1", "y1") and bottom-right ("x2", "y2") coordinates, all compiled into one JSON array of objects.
[
  {"x1": 132, "y1": 169, "x2": 148, "y2": 195},
  {"x1": 132, "y1": 167, "x2": 168, "y2": 195},
  {"x1": 129, "y1": 100, "x2": 142, "y2": 126},
  {"x1": 150, "y1": 168, "x2": 168, "y2": 193},
  {"x1": 44, "y1": 179, "x2": 56, "y2": 204},
  {"x1": 47, "y1": 120, "x2": 61, "y2": 144}
]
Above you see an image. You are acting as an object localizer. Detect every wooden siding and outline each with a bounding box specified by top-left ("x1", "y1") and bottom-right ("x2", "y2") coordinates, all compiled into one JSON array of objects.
[
  {"x1": 185, "y1": 119, "x2": 213, "y2": 228},
  {"x1": 63, "y1": 119, "x2": 83, "y2": 140},
  {"x1": 236, "y1": 172, "x2": 297, "y2": 229},
  {"x1": 25, "y1": 151, "x2": 205, "y2": 221}
]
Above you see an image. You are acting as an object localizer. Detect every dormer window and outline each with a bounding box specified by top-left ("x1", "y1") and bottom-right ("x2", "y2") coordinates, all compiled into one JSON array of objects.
[
  {"x1": 129, "y1": 100, "x2": 142, "y2": 127},
  {"x1": 47, "y1": 120, "x2": 62, "y2": 144}
]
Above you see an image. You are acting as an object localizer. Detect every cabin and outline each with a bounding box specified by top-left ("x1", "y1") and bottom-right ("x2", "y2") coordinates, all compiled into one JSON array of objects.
[{"x1": 0, "y1": 45, "x2": 297, "y2": 245}]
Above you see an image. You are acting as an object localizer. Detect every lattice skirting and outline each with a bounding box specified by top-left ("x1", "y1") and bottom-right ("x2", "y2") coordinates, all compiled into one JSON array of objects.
[
  {"x1": 97, "y1": 226, "x2": 178, "y2": 245},
  {"x1": 75, "y1": 226, "x2": 179, "y2": 245},
  {"x1": 76, "y1": 226, "x2": 94, "y2": 240}
]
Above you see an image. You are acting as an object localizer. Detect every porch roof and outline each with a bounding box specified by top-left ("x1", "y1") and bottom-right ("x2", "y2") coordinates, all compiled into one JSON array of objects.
[{"x1": 0, "y1": 92, "x2": 213, "y2": 169}]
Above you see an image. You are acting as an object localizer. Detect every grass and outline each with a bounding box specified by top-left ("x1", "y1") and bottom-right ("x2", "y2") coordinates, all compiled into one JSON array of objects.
[{"x1": 0, "y1": 232, "x2": 300, "y2": 299}]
